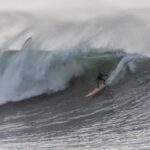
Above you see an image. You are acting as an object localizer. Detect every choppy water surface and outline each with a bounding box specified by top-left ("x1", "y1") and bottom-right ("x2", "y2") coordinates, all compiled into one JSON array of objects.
[{"x1": 0, "y1": 57, "x2": 150, "y2": 150}]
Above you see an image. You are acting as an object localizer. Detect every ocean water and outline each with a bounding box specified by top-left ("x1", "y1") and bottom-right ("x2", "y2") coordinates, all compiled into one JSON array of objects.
[{"x1": 0, "y1": 9, "x2": 150, "y2": 150}]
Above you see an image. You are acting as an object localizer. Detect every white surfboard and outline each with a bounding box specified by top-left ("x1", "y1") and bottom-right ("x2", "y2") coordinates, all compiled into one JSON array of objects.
[{"x1": 85, "y1": 84, "x2": 106, "y2": 97}]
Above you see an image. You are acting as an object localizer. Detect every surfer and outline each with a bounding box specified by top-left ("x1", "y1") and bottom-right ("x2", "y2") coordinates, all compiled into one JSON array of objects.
[{"x1": 96, "y1": 72, "x2": 108, "y2": 87}]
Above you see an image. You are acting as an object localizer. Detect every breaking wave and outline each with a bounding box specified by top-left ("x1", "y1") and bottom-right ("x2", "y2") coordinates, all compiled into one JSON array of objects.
[
  {"x1": 0, "y1": 9, "x2": 149, "y2": 104},
  {"x1": 0, "y1": 44, "x2": 147, "y2": 105}
]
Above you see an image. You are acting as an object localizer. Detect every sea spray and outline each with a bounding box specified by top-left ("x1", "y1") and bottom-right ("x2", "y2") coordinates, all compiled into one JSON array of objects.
[
  {"x1": 107, "y1": 54, "x2": 146, "y2": 84},
  {"x1": 0, "y1": 11, "x2": 150, "y2": 56}
]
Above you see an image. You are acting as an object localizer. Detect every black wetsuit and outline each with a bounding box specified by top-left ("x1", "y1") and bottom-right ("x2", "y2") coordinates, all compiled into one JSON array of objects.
[{"x1": 96, "y1": 72, "x2": 108, "y2": 87}]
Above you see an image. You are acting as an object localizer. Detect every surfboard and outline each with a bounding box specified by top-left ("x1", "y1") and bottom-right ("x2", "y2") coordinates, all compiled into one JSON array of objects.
[{"x1": 85, "y1": 84, "x2": 106, "y2": 97}]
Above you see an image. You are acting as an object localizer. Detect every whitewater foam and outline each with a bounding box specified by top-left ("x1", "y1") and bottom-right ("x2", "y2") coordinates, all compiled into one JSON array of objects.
[
  {"x1": 107, "y1": 54, "x2": 146, "y2": 84},
  {"x1": 0, "y1": 45, "x2": 146, "y2": 105},
  {"x1": 0, "y1": 39, "x2": 86, "y2": 104},
  {"x1": 0, "y1": 9, "x2": 149, "y2": 104}
]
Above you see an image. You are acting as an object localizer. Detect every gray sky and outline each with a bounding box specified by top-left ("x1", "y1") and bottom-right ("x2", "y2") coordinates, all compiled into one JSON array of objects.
[
  {"x1": 0, "y1": 0, "x2": 150, "y2": 21},
  {"x1": 0, "y1": 0, "x2": 150, "y2": 12}
]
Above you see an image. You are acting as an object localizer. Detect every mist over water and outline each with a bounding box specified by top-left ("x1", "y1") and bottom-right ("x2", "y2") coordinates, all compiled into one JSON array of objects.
[
  {"x1": 0, "y1": 8, "x2": 149, "y2": 104},
  {"x1": 0, "y1": 9, "x2": 150, "y2": 56}
]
